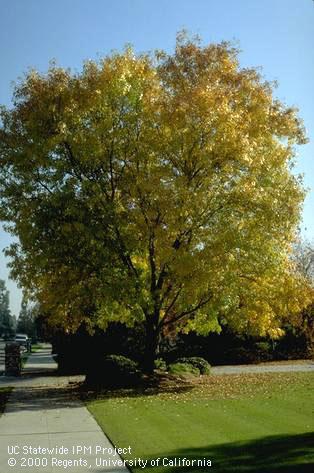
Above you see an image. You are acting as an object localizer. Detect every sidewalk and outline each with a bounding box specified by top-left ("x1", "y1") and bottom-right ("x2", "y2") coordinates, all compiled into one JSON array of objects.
[
  {"x1": 0, "y1": 346, "x2": 128, "y2": 472},
  {"x1": 211, "y1": 360, "x2": 314, "y2": 375}
]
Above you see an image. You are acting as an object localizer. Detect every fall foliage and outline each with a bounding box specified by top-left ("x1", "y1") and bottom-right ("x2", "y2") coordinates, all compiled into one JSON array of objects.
[{"x1": 0, "y1": 34, "x2": 311, "y2": 371}]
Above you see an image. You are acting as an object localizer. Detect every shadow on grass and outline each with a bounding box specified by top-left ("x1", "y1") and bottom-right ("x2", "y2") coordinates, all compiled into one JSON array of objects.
[
  {"x1": 80, "y1": 385, "x2": 194, "y2": 402},
  {"x1": 80, "y1": 373, "x2": 195, "y2": 401},
  {"x1": 140, "y1": 432, "x2": 314, "y2": 473},
  {"x1": 2, "y1": 376, "x2": 194, "y2": 413}
]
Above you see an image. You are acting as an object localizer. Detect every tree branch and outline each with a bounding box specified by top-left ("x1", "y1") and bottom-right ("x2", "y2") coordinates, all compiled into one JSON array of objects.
[{"x1": 161, "y1": 293, "x2": 212, "y2": 327}]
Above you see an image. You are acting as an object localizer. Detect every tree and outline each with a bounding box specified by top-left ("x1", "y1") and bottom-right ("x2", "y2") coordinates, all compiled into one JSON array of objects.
[
  {"x1": 290, "y1": 240, "x2": 314, "y2": 355},
  {"x1": 0, "y1": 279, "x2": 14, "y2": 337},
  {"x1": 0, "y1": 34, "x2": 311, "y2": 371},
  {"x1": 16, "y1": 295, "x2": 37, "y2": 339},
  {"x1": 293, "y1": 240, "x2": 314, "y2": 283}
]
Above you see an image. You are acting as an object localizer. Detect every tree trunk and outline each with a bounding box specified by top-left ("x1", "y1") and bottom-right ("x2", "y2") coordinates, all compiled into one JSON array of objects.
[{"x1": 142, "y1": 316, "x2": 160, "y2": 374}]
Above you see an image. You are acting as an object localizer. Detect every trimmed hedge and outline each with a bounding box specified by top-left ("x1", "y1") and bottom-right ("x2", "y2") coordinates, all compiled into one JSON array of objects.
[
  {"x1": 154, "y1": 358, "x2": 167, "y2": 371},
  {"x1": 168, "y1": 362, "x2": 200, "y2": 377},
  {"x1": 86, "y1": 354, "x2": 141, "y2": 388},
  {"x1": 175, "y1": 356, "x2": 211, "y2": 375}
]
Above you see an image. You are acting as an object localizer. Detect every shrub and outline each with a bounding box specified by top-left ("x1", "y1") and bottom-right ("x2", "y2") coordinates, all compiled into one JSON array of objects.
[
  {"x1": 154, "y1": 358, "x2": 167, "y2": 371},
  {"x1": 176, "y1": 356, "x2": 211, "y2": 375},
  {"x1": 226, "y1": 342, "x2": 273, "y2": 364},
  {"x1": 168, "y1": 362, "x2": 200, "y2": 377},
  {"x1": 226, "y1": 347, "x2": 256, "y2": 364},
  {"x1": 254, "y1": 342, "x2": 273, "y2": 362},
  {"x1": 86, "y1": 354, "x2": 141, "y2": 388}
]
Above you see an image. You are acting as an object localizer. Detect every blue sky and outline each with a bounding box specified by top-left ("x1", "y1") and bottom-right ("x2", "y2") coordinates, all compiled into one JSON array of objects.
[{"x1": 0, "y1": 0, "x2": 313, "y2": 316}]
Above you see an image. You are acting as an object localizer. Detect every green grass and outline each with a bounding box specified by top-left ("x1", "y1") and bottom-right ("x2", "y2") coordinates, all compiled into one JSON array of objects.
[
  {"x1": 87, "y1": 372, "x2": 314, "y2": 472},
  {"x1": 31, "y1": 344, "x2": 43, "y2": 352},
  {"x1": 0, "y1": 387, "x2": 12, "y2": 416}
]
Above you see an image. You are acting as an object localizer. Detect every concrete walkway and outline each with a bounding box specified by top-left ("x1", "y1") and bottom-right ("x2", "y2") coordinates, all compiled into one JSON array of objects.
[
  {"x1": 212, "y1": 360, "x2": 314, "y2": 375},
  {"x1": 0, "y1": 346, "x2": 128, "y2": 472}
]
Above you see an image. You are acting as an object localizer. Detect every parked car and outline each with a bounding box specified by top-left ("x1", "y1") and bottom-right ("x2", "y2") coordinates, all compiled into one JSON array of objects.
[{"x1": 14, "y1": 334, "x2": 31, "y2": 352}]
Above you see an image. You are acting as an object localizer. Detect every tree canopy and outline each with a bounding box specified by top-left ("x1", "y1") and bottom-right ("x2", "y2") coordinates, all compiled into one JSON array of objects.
[{"x1": 0, "y1": 34, "x2": 310, "y2": 370}]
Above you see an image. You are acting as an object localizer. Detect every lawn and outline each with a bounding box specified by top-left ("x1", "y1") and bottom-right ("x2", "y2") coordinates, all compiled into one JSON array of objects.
[
  {"x1": 0, "y1": 387, "x2": 12, "y2": 416},
  {"x1": 87, "y1": 372, "x2": 314, "y2": 472},
  {"x1": 31, "y1": 343, "x2": 43, "y2": 352}
]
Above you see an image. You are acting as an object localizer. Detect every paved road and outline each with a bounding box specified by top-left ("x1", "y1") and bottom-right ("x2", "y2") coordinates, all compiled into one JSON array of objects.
[
  {"x1": 22, "y1": 344, "x2": 58, "y2": 374},
  {"x1": 0, "y1": 342, "x2": 58, "y2": 378},
  {"x1": 0, "y1": 344, "x2": 84, "y2": 388}
]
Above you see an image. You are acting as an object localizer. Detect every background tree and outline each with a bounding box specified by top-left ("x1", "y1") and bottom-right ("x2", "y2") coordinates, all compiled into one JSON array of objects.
[
  {"x1": 0, "y1": 34, "x2": 311, "y2": 371},
  {"x1": 289, "y1": 240, "x2": 314, "y2": 356},
  {"x1": 0, "y1": 279, "x2": 15, "y2": 337},
  {"x1": 293, "y1": 240, "x2": 314, "y2": 283},
  {"x1": 16, "y1": 295, "x2": 37, "y2": 339}
]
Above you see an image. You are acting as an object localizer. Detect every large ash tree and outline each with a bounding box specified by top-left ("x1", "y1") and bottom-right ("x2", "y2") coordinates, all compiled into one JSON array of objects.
[{"x1": 0, "y1": 35, "x2": 310, "y2": 371}]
